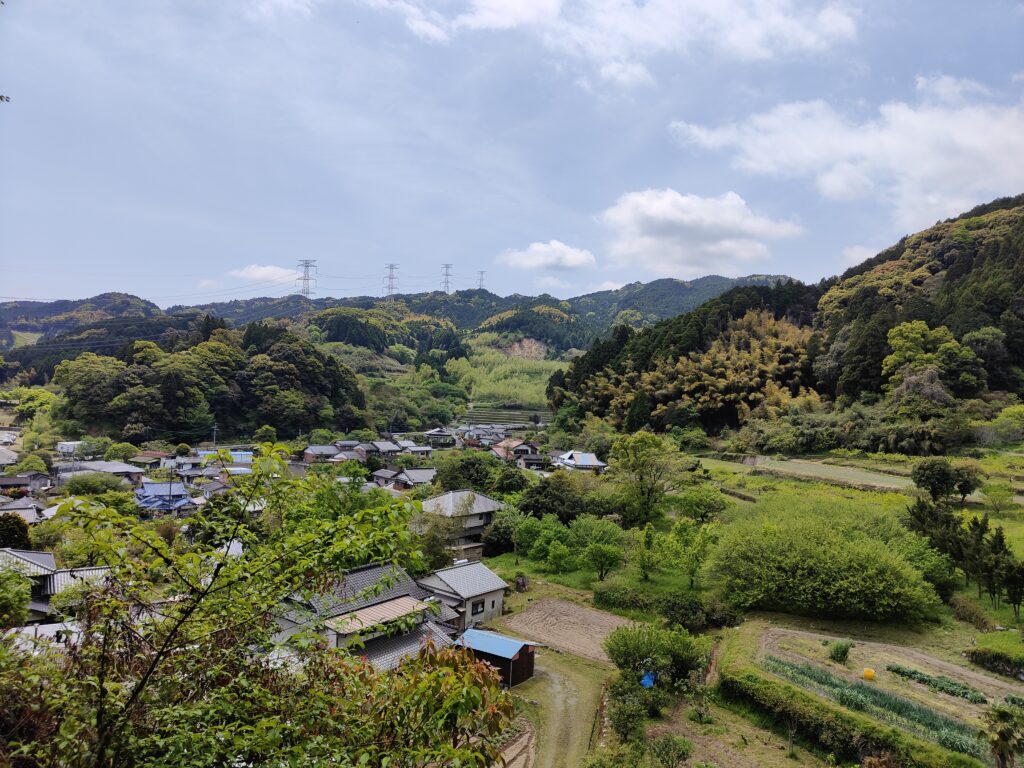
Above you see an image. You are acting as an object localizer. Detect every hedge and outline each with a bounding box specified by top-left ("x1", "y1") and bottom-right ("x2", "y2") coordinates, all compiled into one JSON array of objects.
[
  {"x1": 965, "y1": 631, "x2": 1024, "y2": 680},
  {"x1": 592, "y1": 583, "x2": 661, "y2": 614},
  {"x1": 716, "y1": 631, "x2": 984, "y2": 768}
]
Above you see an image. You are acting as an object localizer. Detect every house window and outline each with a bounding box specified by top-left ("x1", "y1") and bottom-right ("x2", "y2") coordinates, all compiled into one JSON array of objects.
[
  {"x1": 471, "y1": 600, "x2": 485, "y2": 616},
  {"x1": 491, "y1": 600, "x2": 495, "y2": 609}
]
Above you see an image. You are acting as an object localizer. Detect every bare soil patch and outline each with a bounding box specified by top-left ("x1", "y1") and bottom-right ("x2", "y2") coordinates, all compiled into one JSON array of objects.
[{"x1": 500, "y1": 598, "x2": 630, "y2": 663}]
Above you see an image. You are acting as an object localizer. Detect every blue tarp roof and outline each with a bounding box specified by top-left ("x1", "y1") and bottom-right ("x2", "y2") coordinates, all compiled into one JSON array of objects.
[{"x1": 456, "y1": 629, "x2": 541, "y2": 659}]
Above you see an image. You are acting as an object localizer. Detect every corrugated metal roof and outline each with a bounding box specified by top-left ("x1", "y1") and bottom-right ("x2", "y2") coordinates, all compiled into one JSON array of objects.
[
  {"x1": 456, "y1": 629, "x2": 540, "y2": 659},
  {"x1": 327, "y1": 595, "x2": 428, "y2": 634},
  {"x1": 44, "y1": 567, "x2": 110, "y2": 596},
  {"x1": 418, "y1": 561, "x2": 508, "y2": 600}
]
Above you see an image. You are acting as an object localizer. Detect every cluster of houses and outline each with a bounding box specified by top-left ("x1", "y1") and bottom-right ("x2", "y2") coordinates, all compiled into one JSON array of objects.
[{"x1": 5, "y1": 544, "x2": 540, "y2": 687}]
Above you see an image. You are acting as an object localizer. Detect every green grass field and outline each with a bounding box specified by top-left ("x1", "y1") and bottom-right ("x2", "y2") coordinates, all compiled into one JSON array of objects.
[{"x1": 11, "y1": 330, "x2": 42, "y2": 348}]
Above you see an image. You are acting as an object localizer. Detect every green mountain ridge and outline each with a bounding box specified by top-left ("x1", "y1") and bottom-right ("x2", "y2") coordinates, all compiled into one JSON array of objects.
[{"x1": 554, "y1": 193, "x2": 1024, "y2": 454}]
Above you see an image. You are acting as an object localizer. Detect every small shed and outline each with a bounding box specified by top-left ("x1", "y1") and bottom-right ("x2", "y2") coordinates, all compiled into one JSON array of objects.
[{"x1": 456, "y1": 628, "x2": 542, "y2": 687}]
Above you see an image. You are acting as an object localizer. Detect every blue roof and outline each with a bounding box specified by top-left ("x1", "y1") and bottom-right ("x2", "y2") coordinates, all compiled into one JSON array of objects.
[{"x1": 456, "y1": 629, "x2": 540, "y2": 659}]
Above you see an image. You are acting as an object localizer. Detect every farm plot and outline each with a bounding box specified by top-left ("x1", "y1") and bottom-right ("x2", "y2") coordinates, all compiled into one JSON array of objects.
[
  {"x1": 760, "y1": 626, "x2": 1024, "y2": 726},
  {"x1": 499, "y1": 597, "x2": 630, "y2": 663}
]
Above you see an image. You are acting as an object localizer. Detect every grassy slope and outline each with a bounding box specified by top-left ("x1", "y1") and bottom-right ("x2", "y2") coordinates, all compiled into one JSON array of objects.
[{"x1": 446, "y1": 334, "x2": 567, "y2": 410}]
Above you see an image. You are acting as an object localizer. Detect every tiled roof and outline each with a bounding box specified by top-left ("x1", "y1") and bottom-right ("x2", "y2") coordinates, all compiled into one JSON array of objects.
[
  {"x1": 558, "y1": 451, "x2": 607, "y2": 468},
  {"x1": 304, "y1": 445, "x2": 339, "y2": 455},
  {"x1": 0, "y1": 548, "x2": 57, "y2": 576},
  {"x1": 396, "y1": 468, "x2": 437, "y2": 485},
  {"x1": 417, "y1": 561, "x2": 508, "y2": 600},
  {"x1": 358, "y1": 621, "x2": 452, "y2": 671},
  {"x1": 44, "y1": 567, "x2": 110, "y2": 596},
  {"x1": 303, "y1": 564, "x2": 425, "y2": 619},
  {"x1": 139, "y1": 482, "x2": 188, "y2": 497},
  {"x1": 420, "y1": 490, "x2": 505, "y2": 518}
]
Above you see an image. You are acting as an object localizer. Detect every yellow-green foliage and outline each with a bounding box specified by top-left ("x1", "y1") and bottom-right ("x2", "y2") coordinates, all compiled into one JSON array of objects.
[
  {"x1": 578, "y1": 310, "x2": 813, "y2": 428},
  {"x1": 446, "y1": 337, "x2": 566, "y2": 408}
]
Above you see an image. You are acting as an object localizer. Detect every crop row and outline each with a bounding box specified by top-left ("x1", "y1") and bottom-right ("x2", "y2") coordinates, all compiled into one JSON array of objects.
[
  {"x1": 885, "y1": 663, "x2": 987, "y2": 704},
  {"x1": 761, "y1": 655, "x2": 981, "y2": 757}
]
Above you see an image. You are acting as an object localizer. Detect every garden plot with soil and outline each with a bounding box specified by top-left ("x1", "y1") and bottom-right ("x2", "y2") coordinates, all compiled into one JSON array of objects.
[{"x1": 499, "y1": 597, "x2": 632, "y2": 663}]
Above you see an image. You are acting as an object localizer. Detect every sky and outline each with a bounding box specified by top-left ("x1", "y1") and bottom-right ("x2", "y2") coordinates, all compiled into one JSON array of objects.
[{"x1": 1, "y1": 1, "x2": 1023, "y2": 306}]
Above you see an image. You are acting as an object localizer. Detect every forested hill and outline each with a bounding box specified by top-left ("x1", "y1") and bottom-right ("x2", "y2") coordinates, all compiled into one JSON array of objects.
[
  {"x1": 552, "y1": 194, "x2": 1024, "y2": 454},
  {"x1": 171, "y1": 274, "x2": 786, "y2": 332}
]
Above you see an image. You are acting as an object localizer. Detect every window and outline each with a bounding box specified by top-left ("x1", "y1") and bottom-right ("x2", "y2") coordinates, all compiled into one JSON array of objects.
[
  {"x1": 491, "y1": 600, "x2": 495, "y2": 609},
  {"x1": 471, "y1": 600, "x2": 485, "y2": 616}
]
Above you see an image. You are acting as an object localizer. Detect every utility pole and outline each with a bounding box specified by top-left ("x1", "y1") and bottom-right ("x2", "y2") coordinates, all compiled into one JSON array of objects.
[
  {"x1": 441, "y1": 263, "x2": 453, "y2": 294},
  {"x1": 384, "y1": 263, "x2": 399, "y2": 300},
  {"x1": 296, "y1": 259, "x2": 317, "y2": 299},
  {"x1": 212, "y1": 422, "x2": 218, "y2": 448},
  {"x1": 477, "y1": 270, "x2": 486, "y2": 290}
]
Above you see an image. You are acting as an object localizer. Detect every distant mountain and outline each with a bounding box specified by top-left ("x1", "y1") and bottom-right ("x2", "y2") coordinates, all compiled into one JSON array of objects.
[
  {"x1": 0, "y1": 293, "x2": 162, "y2": 341},
  {"x1": 0, "y1": 275, "x2": 790, "y2": 380}
]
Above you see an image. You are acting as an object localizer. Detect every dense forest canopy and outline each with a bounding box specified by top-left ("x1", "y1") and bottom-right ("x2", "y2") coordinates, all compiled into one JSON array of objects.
[{"x1": 552, "y1": 198, "x2": 1024, "y2": 455}]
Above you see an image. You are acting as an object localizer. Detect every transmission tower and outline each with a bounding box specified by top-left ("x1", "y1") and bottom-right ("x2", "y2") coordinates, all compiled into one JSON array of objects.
[
  {"x1": 383, "y1": 263, "x2": 399, "y2": 300},
  {"x1": 441, "y1": 263, "x2": 453, "y2": 294},
  {"x1": 476, "y1": 270, "x2": 486, "y2": 290},
  {"x1": 296, "y1": 259, "x2": 317, "y2": 299}
]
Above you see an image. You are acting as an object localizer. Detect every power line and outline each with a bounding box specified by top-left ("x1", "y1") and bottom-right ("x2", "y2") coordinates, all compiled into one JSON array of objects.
[
  {"x1": 383, "y1": 264, "x2": 399, "y2": 300},
  {"x1": 296, "y1": 260, "x2": 317, "y2": 299},
  {"x1": 441, "y1": 263, "x2": 453, "y2": 294},
  {"x1": 476, "y1": 271, "x2": 486, "y2": 290}
]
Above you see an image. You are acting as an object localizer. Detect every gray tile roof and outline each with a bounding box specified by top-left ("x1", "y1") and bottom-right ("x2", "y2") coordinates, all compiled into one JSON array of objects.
[
  {"x1": 420, "y1": 490, "x2": 505, "y2": 518},
  {"x1": 418, "y1": 562, "x2": 508, "y2": 600},
  {"x1": 358, "y1": 621, "x2": 453, "y2": 671},
  {"x1": 396, "y1": 468, "x2": 437, "y2": 485},
  {"x1": 44, "y1": 567, "x2": 110, "y2": 596},
  {"x1": 295, "y1": 564, "x2": 427, "y2": 621},
  {"x1": 0, "y1": 548, "x2": 57, "y2": 576},
  {"x1": 0, "y1": 446, "x2": 18, "y2": 465},
  {"x1": 305, "y1": 445, "x2": 339, "y2": 456}
]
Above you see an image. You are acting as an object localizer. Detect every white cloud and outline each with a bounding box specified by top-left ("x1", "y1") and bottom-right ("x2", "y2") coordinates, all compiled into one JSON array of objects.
[
  {"x1": 228, "y1": 264, "x2": 301, "y2": 282},
  {"x1": 498, "y1": 239, "x2": 596, "y2": 269},
  {"x1": 841, "y1": 244, "x2": 875, "y2": 265},
  {"x1": 915, "y1": 74, "x2": 990, "y2": 104},
  {"x1": 535, "y1": 275, "x2": 570, "y2": 290},
  {"x1": 360, "y1": 0, "x2": 856, "y2": 86},
  {"x1": 250, "y1": 0, "x2": 318, "y2": 18},
  {"x1": 671, "y1": 80, "x2": 1024, "y2": 229},
  {"x1": 601, "y1": 189, "x2": 801, "y2": 277}
]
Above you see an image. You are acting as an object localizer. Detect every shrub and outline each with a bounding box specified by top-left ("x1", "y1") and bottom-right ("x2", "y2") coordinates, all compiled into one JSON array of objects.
[
  {"x1": 604, "y1": 625, "x2": 711, "y2": 686},
  {"x1": 545, "y1": 540, "x2": 576, "y2": 574},
  {"x1": 660, "y1": 591, "x2": 707, "y2": 631},
  {"x1": 949, "y1": 595, "x2": 995, "y2": 630},
  {"x1": 828, "y1": 640, "x2": 853, "y2": 664},
  {"x1": 608, "y1": 697, "x2": 646, "y2": 743},
  {"x1": 593, "y1": 583, "x2": 660, "y2": 614},
  {"x1": 648, "y1": 734, "x2": 694, "y2": 768},
  {"x1": 704, "y1": 599, "x2": 742, "y2": 628},
  {"x1": 706, "y1": 512, "x2": 941, "y2": 622},
  {"x1": 0, "y1": 513, "x2": 31, "y2": 550}
]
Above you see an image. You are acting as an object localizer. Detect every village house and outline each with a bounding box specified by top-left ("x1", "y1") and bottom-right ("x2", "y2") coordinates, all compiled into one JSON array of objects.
[
  {"x1": 0, "y1": 471, "x2": 51, "y2": 495},
  {"x1": 0, "y1": 548, "x2": 110, "y2": 623},
  {"x1": 390, "y1": 467, "x2": 437, "y2": 490},
  {"x1": 416, "y1": 561, "x2": 507, "y2": 631},
  {"x1": 0, "y1": 445, "x2": 18, "y2": 469},
  {"x1": 422, "y1": 427, "x2": 455, "y2": 448},
  {"x1": 134, "y1": 481, "x2": 196, "y2": 514},
  {"x1": 516, "y1": 453, "x2": 551, "y2": 471},
  {"x1": 419, "y1": 490, "x2": 506, "y2": 560},
  {"x1": 55, "y1": 460, "x2": 144, "y2": 487},
  {"x1": 302, "y1": 444, "x2": 338, "y2": 463},
  {"x1": 275, "y1": 563, "x2": 457, "y2": 670},
  {"x1": 553, "y1": 450, "x2": 607, "y2": 473},
  {"x1": 0, "y1": 496, "x2": 53, "y2": 525},
  {"x1": 489, "y1": 438, "x2": 537, "y2": 462}
]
